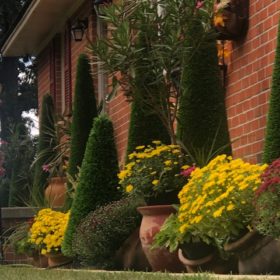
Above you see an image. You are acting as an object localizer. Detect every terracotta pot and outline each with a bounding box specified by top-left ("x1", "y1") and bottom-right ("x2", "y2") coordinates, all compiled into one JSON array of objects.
[
  {"x1": 44, "y1": 177, "x2": 67, "y2": 207},
  {"x1": 137, "y1": 205, "x2": 185, "y2": 272},
  {"x1": 45, "y1": 253, "x2": 71, "y2": 268},
  {"x1": 224, "y1": 230, "x2": 280, "y2": 275},
  {"x1": 215, "y1": 0, "x2": 249, "y2": 40},
  {"x1": 32, "y1": 253, "x2": 48, "y2": 268},
  {"x1": 178, "y1": 243, "x2": 237, "y2": 274}
]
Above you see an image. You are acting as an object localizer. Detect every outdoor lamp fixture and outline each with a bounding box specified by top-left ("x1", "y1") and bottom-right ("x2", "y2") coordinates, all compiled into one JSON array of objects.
[
  {"x1": 71, "y1": 18, "x2": 89, "y2": 42},
  {"x1": 93, "y1": 0, "x2": 112, "y2": 16}
]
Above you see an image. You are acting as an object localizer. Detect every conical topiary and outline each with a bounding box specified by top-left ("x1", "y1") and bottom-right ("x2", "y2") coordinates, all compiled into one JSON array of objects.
[
  {"x1": 66, "y1": 54, "x2": 98, "y2": 207},
  {"x1": 32, "y1": 94, "x2": 56, "y2": 205},
  {"x1": 263, "y1": 22, "x2": 280, "y2": 164},
  {"x1": 177, "y1": 21, "x2": 231, "y2": 162},
  {"x1": 62, "y1": 115, "x2": 121, "y2": 256},
  {"x1": 126, "y1": 34, "x2": 170, "y2": 156}
]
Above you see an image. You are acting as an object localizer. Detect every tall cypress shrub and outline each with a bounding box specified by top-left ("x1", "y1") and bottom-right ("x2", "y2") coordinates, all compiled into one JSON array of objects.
[
  {"x1": 66, "y1": 54, "x2": 98, "y2": 206},
  {"x1": 263, "y1": 22, "x2": 280, "y2": 163},
  {"x1": 32, "y1": 94, "x2": 56, "y2": 205},
  {"x1": 126, "y1": 34, "x2": 170, "y2": 156},
  {"x1": 62, "y1": 115, "x2": 120, "y2": 256},
  {"x1": 177, "y1": 21, "x2": 231, "y2": 160}
]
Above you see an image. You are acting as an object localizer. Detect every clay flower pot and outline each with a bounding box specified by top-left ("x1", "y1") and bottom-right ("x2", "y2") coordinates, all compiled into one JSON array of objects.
[
  {"x1": 44, "y1": 177, "x2": 67, "y2": 207},
  {"x1": 178, "y1": 244, "x2": 237, "y2": 274},
  {"x1": 32, "y1": 252, "x2": 48, "y2": 268},
  {"x1": 137, "y1": 205, "x2": 184, "y2": 272},
  {"x1": 45, "y1": 253, "x2": 71, "y2": 268},
  {"x1": 224, "y1": 230, "x2": 280, "y2": 275}
]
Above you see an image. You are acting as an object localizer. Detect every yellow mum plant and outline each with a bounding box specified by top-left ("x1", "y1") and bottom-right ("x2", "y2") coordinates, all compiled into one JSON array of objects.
[
  {"x1": 178, "y1": 155, "x2": 267, "y2": 245},
  {"x1": 118, "y1": 141, "x2": 190, "y2": 204},
  {"x1": 29, "y1": 208, "x2": 70, "y2": 255}
]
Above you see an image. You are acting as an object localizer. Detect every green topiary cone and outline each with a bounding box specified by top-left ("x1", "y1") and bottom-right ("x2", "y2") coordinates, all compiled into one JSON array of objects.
[
  {"x1": 263, "y1": 21, "x2": 280, "y2": 164},
  {"x1": 66, "y1": 54, "x2": 98, "y2": 207},
  {"x1": 62, "y1": 115, "x2": 121, "y2": 256},
  {"x1": 177, "y1": 21, "x2": 231, "y2": 162}
]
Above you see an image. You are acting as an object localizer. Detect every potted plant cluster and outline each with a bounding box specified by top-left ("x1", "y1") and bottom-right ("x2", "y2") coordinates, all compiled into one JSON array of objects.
[
  {"x1": 119, "y1": 141, "x2": 191, "y2": 271},
  {"x1": 29, "y1": 208, "x2": 70, "y2": 267},
  {"x1": 153, "y1": 154, "x2": 267, "y2": 273}
]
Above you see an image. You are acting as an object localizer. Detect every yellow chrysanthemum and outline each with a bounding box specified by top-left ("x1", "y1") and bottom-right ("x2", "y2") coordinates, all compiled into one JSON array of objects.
[
  {"x1": 152, "y1": 180, "x2": 159, "y2": 186},
  {"x1": 126, "y1": 184, "x2": 134, "y2": 193}
]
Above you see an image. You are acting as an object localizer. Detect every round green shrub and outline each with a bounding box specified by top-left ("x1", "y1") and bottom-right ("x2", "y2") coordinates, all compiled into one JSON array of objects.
[{"x1": 72, "y1": 196, "x2": 143, "y2": 269}]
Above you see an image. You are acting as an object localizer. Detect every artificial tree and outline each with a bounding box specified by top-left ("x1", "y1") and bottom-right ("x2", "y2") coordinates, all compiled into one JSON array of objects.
[
  {"x1": 263, "y1": 20, "x2": 280, "y2": 163},
  {"x1": 177, "y1": 19, "x2": 231, "y2": 163},
  {"x1": 62, "y1": 115, "x2": 120, "y2": 257},
  {"x1": 66, "y1": 54, "x2": 98, "y2": 206},
  {"x1": 32, "y1": 94, "x2": 56, "y2": 206}
]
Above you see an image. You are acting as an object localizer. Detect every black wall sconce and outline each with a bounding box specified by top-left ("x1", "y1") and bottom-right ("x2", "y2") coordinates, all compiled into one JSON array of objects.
[
  {"x1": 71, "y1": 18, "x2": 89, "y2": 42},
  {"x1": 93, "y1": 0, "x2": 112, "y2": 16}
]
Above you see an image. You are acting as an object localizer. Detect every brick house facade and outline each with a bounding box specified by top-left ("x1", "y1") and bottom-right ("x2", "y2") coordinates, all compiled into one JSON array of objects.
[{"x1": 1, "y1": 0, "x2": 279, "y2": 164}]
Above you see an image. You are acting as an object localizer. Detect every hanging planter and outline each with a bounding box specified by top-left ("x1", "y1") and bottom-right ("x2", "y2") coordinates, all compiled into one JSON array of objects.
[{"x1": 214, "y1": 0, "x2": 249, "y2": 40}]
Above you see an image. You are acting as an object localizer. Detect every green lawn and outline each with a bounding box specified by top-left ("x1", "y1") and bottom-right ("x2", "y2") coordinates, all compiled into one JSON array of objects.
[{"x1": 0, "y1": 266, "x2": 278, "y2": 280}]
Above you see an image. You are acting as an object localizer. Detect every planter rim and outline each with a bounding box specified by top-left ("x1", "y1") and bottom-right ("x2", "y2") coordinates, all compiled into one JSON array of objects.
[
  {"x1": 178, "y1": 249, "x2": 214, "y2": 266},
  {"x1": 137, "y1": 205, "x2": 176, "y2": 216},
  {"x1": 224, "y1": 230, "x2": 261, "y2": 252}
]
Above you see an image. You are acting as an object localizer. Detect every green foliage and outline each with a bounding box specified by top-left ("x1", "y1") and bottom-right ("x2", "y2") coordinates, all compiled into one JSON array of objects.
[
  {"x1": 152, "y1": 212, "x2": 183, "y2": 253},
  {"x1": 72, "y1": 196, "x2": 143, "y2": 268},
  {"x1": 62, "y1": 115, "x2": 121, "y2": 257},
  {"x1": 0, "y1": 123, "x2": 36, "y2": 207},
  {"x1": 177, "y1": 20, "x2": 231, "y2": 158},
  {"x1": 263, "y1": 22, "x2": 280, "y2": 163},
  {"x1": 32, "y1": 94, "x2": 57, "y2": 206},
  {"x1": 66, "y1": 54, "x2": 98, "y2": 206},
  {"x1": 126, "y1": 32, "x2": 170, "y2": 156},
  {"x1": 7, "y1": 124, "x2": 37, "y2": 206},
  {"x1": 4, "y1": 222, "x2": 35, "y2": 256},
  {"x1": 255, "y1": 158, "x2": 280, "y2": 238}
]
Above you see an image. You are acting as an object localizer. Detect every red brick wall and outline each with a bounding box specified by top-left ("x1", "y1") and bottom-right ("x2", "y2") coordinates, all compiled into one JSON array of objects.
[
  {"x1": 226, "y1": 0, "x2": 280, "y2": 163},
  {"x1": 107, "y1": 95, "x2": 130, "y2": 165}
]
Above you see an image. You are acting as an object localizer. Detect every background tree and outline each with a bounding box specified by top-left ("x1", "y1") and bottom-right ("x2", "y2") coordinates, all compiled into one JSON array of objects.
[
  {"x1": 0, "y1": 0, "x2": 37, "y2": 205},
  {"x1": 0, "y1": 0, "x2": 37, "y2": 141},
  {"x1": 62, "y1": 115, "x2": 120, "y2": 257}
]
